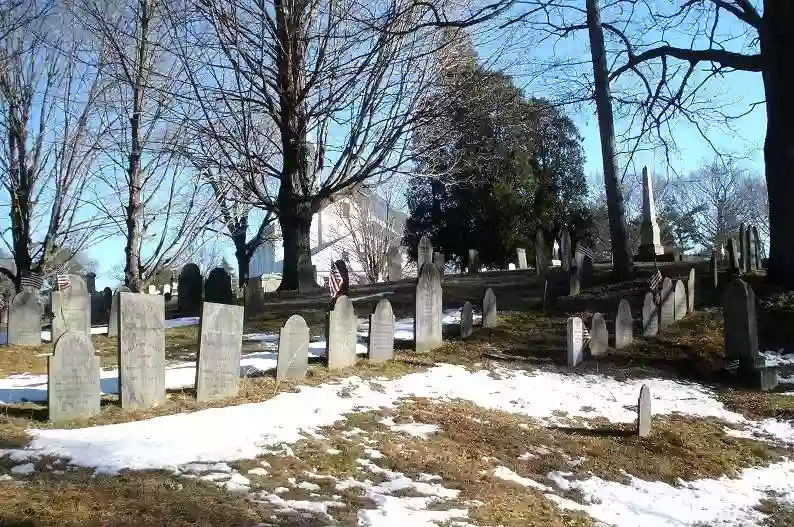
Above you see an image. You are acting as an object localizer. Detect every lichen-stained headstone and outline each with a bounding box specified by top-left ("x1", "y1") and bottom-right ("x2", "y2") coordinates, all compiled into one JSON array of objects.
[
  {"x1": 118, "y1": 292, "x2": 166, "y2": 410},
  {"x1": 326, "y1": 295, "x2": 357, "y2": 370},
  {"x1": 589, "y1": 313, "x2": 608, "y2": 357},
  {"x1": 418, "y1": 236, "x2": 433, "y2": 270},
  {"x1": 277, "y1": 315, "x2": 309, "y2": 380},
  {"x1": 195, "y1": 301, "x2": 244, "y2": 402},
  {"x1": 8, "y1": 289, "x2": 42, "y2": 346},
  {"x1": 369, "y1": 299, "x2": 395, "y2": 363},
  {"x1": 460, "y1": 301, "x2": 473, "y2": 339},
  {"x1": 48, "y1": 331, "x2": 101, "y2": 422},
  {"x1": 615, "y1": 299, "x2": 633, "y2": 349},
  {"x1": 414, "y1": 263, "x2": 442, "y2": 352},
  {"x1": 642, "y1": 291, "x2": 658, "y2": 337},
  {"x1": 51, "y1": 275, "x2": 90, "y2": 344},
  {"x1": 659, "y1": 277, "x2": 674, "y2": 329},
  {"x1": 723, "y1": 278, "x2": 759, "y2": 373},
  {"x1": 674, "y1": 280, "x2": 687, "y2": 321},
  {"x1": 567, "y1": 317, "x2": 584, "y2": 367},
  {"x1": 638, "y1": 384, "x2": 651, "y2": 437},
  {"x1": 482, "y1": 288, "x2": 497, "y2": 329}
]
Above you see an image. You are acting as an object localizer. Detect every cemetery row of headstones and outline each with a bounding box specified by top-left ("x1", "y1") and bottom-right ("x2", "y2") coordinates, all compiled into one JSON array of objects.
[{"x1": 723, "y1": 224, "x2": 763, "y2": 276}]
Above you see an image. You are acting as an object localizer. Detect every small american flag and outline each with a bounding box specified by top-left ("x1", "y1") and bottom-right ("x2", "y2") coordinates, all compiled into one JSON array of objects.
[
  {"x1": 0, "y1": 297, "x2": 5, "y2": 309},
  {"x1": 648, "y1": 268, "x2": 663, "y2": 293},
  {"x1": 329, "y1": 262, "x2": 343, "y2": 298},
  {"x1": 20, "y1": 273, "x2": 45, "y2": 290},
  {"x1": 54, "y1": 265, "x2": 71, "y2": 291},
  {"x1": 576, "y1": 245, "x2": 595, "y2": 261},
  {"x1": 582, "y1": 326, "x2": 591, "y2": 349}
]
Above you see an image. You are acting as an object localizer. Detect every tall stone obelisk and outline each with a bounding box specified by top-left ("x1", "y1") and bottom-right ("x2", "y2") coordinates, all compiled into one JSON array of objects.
[{"x1": 637, "y1": 166, "x2": 664, "y2": 260}]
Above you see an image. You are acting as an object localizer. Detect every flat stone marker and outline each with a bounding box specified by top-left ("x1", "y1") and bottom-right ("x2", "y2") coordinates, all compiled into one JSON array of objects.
[
  {"x1": 516, "y1": 248, "x2": 527, "y2": 269},
  {"x1": 659, "y1": 277, "x2": 674, "y2": 329},
  {"x1": 674, "y1": 280, "x2": 687, "y2": 321},
  {"x1": 414, "y1": 263, "x2": 442, "y2": 352},
  {"x1": 204, "y1": 267, "x2": 234, "y2": 304},
  {"x1": 642, "y1": 291, "x2": 658, "y2": 337},
  {"x1": 51, "y1": 275, "x2": 90, "y2": 343},
  {"x1": 418, "y1": 236, "x2": 433, "y2": 270},
  {"x1": 567, "y1": 317, "x2": 584, "y2": 367},
  {"x1": 277, "y1": 315, "x2": 309, "y2": 380},
  {"x1": 561, "y1": 228, "x2": 571, "y2": 271},
  {"x1": 387, "y1": 246, "x2": 402, "y2": 282},
  {"x1": 118, "y1": 293, "x2": 166, "y2": 410},
  {"x1": 723, "y1": 278, "x2": 759, "y2": 372},
  {"x1": 687, "y1": 267, "x2": 696, "y2": 312},
  {"x1": 460, "y1": 301, "x2": 473, "y2": 339},
  {"x1": 508, "y1": 263, "x2": 516, "y2": 271},
  {"x1": 369, "y1": 299, "x2": 395, "y2": 363},
  {"x1": 48, "y1": 331, "x2": 100, "y2": 422},
  {"x1": 8, "y1": 289, "x2": 42, "y2": 346},
  {"x1": 638, "y1": 384, "x2": 651, "y2": 437},
  {"x1": 589, "y1": 313, "x2": 608, "y2": 357},
  {"x1": 482, "y1": 288, "x2": 497, "y2": 329},
  {"x1": 108, "y1": 286, "x2": 131, "y2": 337},
  {"x1": 615, "y1": 299, "x2": 633, "y2": 349},
  {"x1": 195, "y1": 302, "x2": 244, "y2": 401},
  {"x1": 326, "y1": 295, "x2": 357, "y2": 370}
]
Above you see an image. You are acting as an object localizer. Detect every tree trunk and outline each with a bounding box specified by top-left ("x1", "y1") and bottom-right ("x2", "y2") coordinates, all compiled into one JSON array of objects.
[
  {"x1": 278, "y1": 208, "x2": 314, "y2": 291},
  {"x1": 586, "y1": 0, "x2": 633, "y2": 280},
  {"x1": 234, "y1": 246, "x2": 250, "y2": 289},
  {"x1": 761, "y1": 2, "x2": 794, "y2": 288}
]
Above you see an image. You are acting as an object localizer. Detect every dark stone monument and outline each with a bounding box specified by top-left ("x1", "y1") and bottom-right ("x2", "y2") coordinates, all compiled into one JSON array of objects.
[
  {"x1": 118, "y1": 293, "x2": 166, "y2": 410},
  {"x1": 433, "y1": 252, "x2": 445, "y2": 274},
  {"x1": 615, "y1": 299, "x2": 633, "y2": 349},
  {"x1": 195, "y1": 302, "x2": 244, "y2": 402},
  {"x1": 723, "y1": 279, "x2": 759, "y2": 374},
  {"x1": 727, "y1": 238, "x2": 739, "y2": 275},
  {"x1": 744, "y1": 225, "x2": 752, "y2": 273},
  {"x1": 414, "y1": 263, "x2": 442, "y2": 352},
  {"x1": 177, "y1": 263, "x2": 203, "y2": 316},
  {"x1": 368, "y1": 299, "x2": 394, "y2": 363},
  {"x1": 482, "y1": 288, "x2": 497, "y2": 329},
  {"x1": 277, "y1": 315, "x2": 309, "y2": 380},
  {"x1": 589, "y1": 313, "x2": 608, "y2": 357},
  {"x1": 535, "y1": 229, "x2": 548, "y2": 275},
  {"x1": 8, "y1": 289, "x2": 42, "y2": 346},
  {"x1": 48, "y1": 331, "x2": 100, "y2": 422},
  {"x1": 204, "y1": 267, "x2": 234, "y2": 305},
  {"x1": 560, "y1": 228, "x2": 571, "y2": 272},
  {"x1": 638, "y1": 384, "x2": 651, "y2": 437},
  {"x1": 752, "y1": 226, "x2": 761, "y2": 270},
  {"x1": 460, "y1": 301, "x2": 473, "y2": 339},
  {"x1": 51, "y1": 275, "x2": 90, "y2": 343},
  {"x1": 326, "y1": 295, "x2": 357, "y2": 370},
  {"x1": 84, "y1": 273, "x2": 96, "y2": 294}
]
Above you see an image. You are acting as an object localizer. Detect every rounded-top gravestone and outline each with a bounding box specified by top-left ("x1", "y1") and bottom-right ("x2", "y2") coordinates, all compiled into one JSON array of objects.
[
  {"x1": 673, "y1": 280, "x2": 687, "y2": 321},
  {"x1": 48, "y1": 331, "x2": 100, "y2": 422},
  {"x1": 50, "y1": 275, "x2": 90, "y2": 343},
  {"x1": 326, "y1": 295, "x2": 357, "y2": 370},
  {"x1": 659, "y1": 277, "x2": 674, "y2": 328},
  {"x1": 177, "y1": 263, "x2": 203, "y2": 316},
  {"x1": 277, "y1": 315, "x2": 310, "y2": 380},
  {"x1": 687, "y1": 267, "x2": 696, "y2": 312},
  {"x1": 482, "y1": 288, "x2": 497, "y2": 329},
  {"x1": 369, "y1": 299, "x2": 395, "y2": 363},
  {"x1": 8, "y1": 289, "x2": 43, "y2": 346},
  {"x1": 204, "y1": 267, "x2": 234, "y2": 304},
  {"x1": 414, "y1": 263, "x2": 442, "y2": 352},
  {"x1": 460, "y1": 301, "x2": 473, "y2": 339},
  {"x1": 589, "y1": 313, "x2": 608, "y2": 357},
  {"x1": 642, "y1": 291, "x2": 658, "y2": 337},
  {"x1": 615, "y1": 299, "x2": 633, "y2": 349}
]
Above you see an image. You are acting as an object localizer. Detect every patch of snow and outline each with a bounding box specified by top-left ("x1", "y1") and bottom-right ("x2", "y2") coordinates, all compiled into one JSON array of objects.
[
  {"x1": 248, "y1": 467, "x2": 269, "y2": 476},
  {"x1": 10, "y1": 463, "x2": 35, "y2": 476},
  {"x1": 379, "y1": 417, "x2": 440, "y2": 438},
  {"x1": 325, "y1": 448, "x2": 342, "y2": 455},
  {"x1": 519, "y1": 452, "x2": 536, "y2": 460},
  {"x1": 364, "y1": 448, "x2": 384, "y2": 459},
  {"x1": 492, "y1": 466, "x2": 551, "y2": 491},
  {"x1": 762, "y1": 348, "x2": 794, "y2": 368},
  {"x1": 224, "y1": 472, "x2": 251, "y2": 493},
  {"x1": 297, "y1": 481, "x2": 321, "y2": 491},
  {"x1": 251, "y1": 492, "x2": 345, "y2": 519},
  {"x1": 178, "y1": 462, "x2": 232, "y2": 475},
  {"x1": 199, "y1": 472, "x2": 231, "y2": 482},
  {"x1": 273, "y1": 486, "x2": 289, "y2": 494},
  {"x1": 336, "y1": 477, "x2": 371, "y2": 491},
  {"x1": 418, "y1": 473, "x2": 442, "y2": 483}
]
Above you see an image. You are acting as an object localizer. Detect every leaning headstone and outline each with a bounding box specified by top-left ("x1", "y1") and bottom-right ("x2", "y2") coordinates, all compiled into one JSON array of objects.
[
  {"x1": 204, "y1": 267, "x2": 234, "y2": 304},
  {"x1": 51, "y1": 275, "x2": 90, "y2": 343},
  {"x1": 48, "y1": 331, "x2": 101, "y2": 422},
  {"x1": 277, "y1": 315, "x2": 310, "y2": 380},
  {"x1": 177, "y1": 263, "x2": 203, "y2": 316},
  {"x1": 195, "y1": 302, "x2": 244, "y2": 402},
  {"x1": 418, "y1": 236, "x2": 433, "y2": 270},
  {"x1": 482, "y1": 288, "x2": 497, "y2": 329},
  {"x1": 433, "y1": 252, "x2": 445, "y2": 274},
  {"x1": 460, "y1": 301, "x2": 473, "y2": 339},
  {"x1": 535, "y1": 229, "x2": 548, "y2": 274},
  {"x1": 414, "y1": 263, "x2": 443, "y2": 352},
  {"x1": 674, "y1": 280, "x2": 687, "y2": 321},
  {"x1": 727, "y1": 238, "x2": 739, "y2": 275},
  {"x1": 567, "y1": 317, "x2": 584, "y2": 367},
  {"x1": 560, "y1": 228, "x2": 571, "y2": 271},
  {"x1": 637, "y1": 384, "x2": 651, "y2": 437},
  {"x1": 8, "y1": 290, "x2": 42, "y2": 346},
  {"x1": 589, "y1": 313, "x2": 608, "y2": 357},
  {"x1": 709, "y1": 251, "x2": 719, "y2": 289},
  {"x1": 117, "y1": 293, "x2": 166, "y2": 410},
  {"x1": 752, "y1": 226, "x2": 761, "y2": 270},
  {"x1": 387, "y1": 246, "x2": 402, "y2": 281},
  {"x1": 723, "y1": 279, "x2": 759, "y2": 372},
  {"x1": 642, "y1": 291, "x2": 658, "y2": 337},
  {"x1": 516, "y1": 248, "x2": 528, "y2": 270},
  {"x1": 369, "y1": 299, "x2": 395, "y2": 363},
  {"x1": 615, "y1": 299, "x2": 633, "y2": 349},
  {"x1": 467, "y1": 249, "x2": 480, "y2": 275},
  {"x1": 659, "y1": 277, "x2": 674, "y2": 329},
  {"x1": 738, "y1": 224, "x2": 746, "y2": 273},
  {"x1": 687, "y1": 267, "x2": 696, "y2": 312},
  {"x1": 107, "y1": 286, "x2": 131, "y2": 337},
  {"x1": 326, "y1": 295, "x2": 357, "y2": 370}
]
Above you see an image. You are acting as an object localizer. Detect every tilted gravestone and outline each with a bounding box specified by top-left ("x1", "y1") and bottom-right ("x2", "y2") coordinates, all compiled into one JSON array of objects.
[
  {"x1": 195, "y1": 302, "x2": 244, "y2": 402},
  {"x1": 727, "y1": 238, "x2": 740, "y2": 275},
  {"x1": 723, "y1": 278, "x2": 759, "y2": 372},
  {"x1": 48, "y1": 331, "x2": 100, "y2": 422},
  {"x1": 467, "y1": 249, "x2": 480, "y2": 275},
  {"x1": 204, "y1": 267, "x2": 234, "y2": 305},
  {"x1": 659, "y1": 277, "x2": 675, "y2": 329},
  {"x1": 387, "y1": 246, "x2": 402, "y2": 282},
  {"x1": 433, "y1": 252, "x2": 445, "y2": 274},
  {"x1": 687, "y1": 267, "x2": 696, "y2": 312},
  {"x1": 326, "y1": 295, "x2": 357, "y2": 370},
  {"x1": 460, "y1": 301, "x2": 473, "y2": 339},
  {"x1": 107, "y1": 286, "x2": 131, "y2": 337},
  {"x1": 674, "y1": 280, "x2": 687, "y2": 321},
  {"x1": 752, "y1": 226, "x2": 761, "y2": 270},
  {"x1": 414, "y1": 263, "x2": 443, "y2": 352},
  {"x1": 642, "y1": 291, "x2": 658, "y2": 337},
  {"x1": 638, "y1": 384, "x2": 651, "y2": 438},
  {"x1": 118, "y1": 293, "x2": 166, "y2": 410},
  {"x1": 51, "y1": 275, "x2": 90, "y2": 343},
  {"x1": 482, "y1": 288, "x2": 497, "y2": 329},
  {"x1": 8, "y1": 289, "x2": 42, "y2": 346},
  {"x1": 369, "y1": 299, "x2": 395, "y2": 363},
  {"x1": 516, "y1": 248, "x2": 528, "y2": 269},
  {"x1": 615, "y1": 299, "x2": 633, "y2": 349},
  {"x1": 177, "y1": 263, "x2": 203, "y2": 316},
  {"x1": 589, "y1": 313, "x2": 608, "y2": 357},
  {"x1": 535, "y1": 229, "x2": 548, "y2": 275},
  {"x1": 417, "y1": 236, "x2": 433, "y2": 270},
  {"x1": 567, "y1": 317, "x2": 584, "y2": 367},
  {"x1": 738, "y1": 224, "x2": 746, "y2": 273},
  {"x1": 709, "y1": 251, "x2": 719, "y2": 289},
  {"x1": 560, "y1": 228, "x2": 572, "y2": 272},
  {"x1": 276, "y1": 315, "x2": 309, "y2": 380}
]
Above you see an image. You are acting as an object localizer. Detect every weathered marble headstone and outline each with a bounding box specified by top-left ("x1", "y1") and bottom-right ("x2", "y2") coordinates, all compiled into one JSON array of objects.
[
  {"x1": 433, "y1": 252, "x2": 445, "y2": 274},
  {"x1": 752, "y1": 226, "x2": 761, "y2": 270},
  {"x1": 326, "y1": 295, "x2": 357, "y2": 369},
  {"x1": 674, "y1": 280, "x2": 687, "y2": 321},
  {"x1": 107, "y1": 286, "x2": 131, "y2": 337},
  {"x1": 467, "y1": 249, "x2": 480, "y2": 275},
  {"x1": 744, "y1": 226, "x2": 752, "y2": 273},
  {"x1": 482, "y1": 288, "x2": 497, "y2": 329},
  {"x1": 723, "y1": 278, "x2": 759, "y2": 372},
  {"x1": 177, "y1": 263, "x2": 203, "y2": 316},
  {"x1": 195, "y1": 302, "x2": 244, "y2": 401},
  {"x1": 51, "y1": 275, "x2": 90, "y2": 343},
  {"x1": 276, "y1": 315, "x2": 309, "y2": 380},
  {"x1": 659, "y1": 277, "x2": 674, "y2": 329},
  {"x1": 369, "y1": 299, "x2": 395, "y2": 363},
  {"x1": 460, "y1": 301, "x2": 473, "y2": 339},
  {"x1": 516, "y1": 248, "x2": 528, "y2": 269},
  {"x1": 387, "y1": 246, "x2": 402, "y2": 281},
  {"x1": 567, "y1": 317, "x2": 584, "y2": 367},
  {"x1": 637, "y1": 384, "x2": 651, "y2": 437},
  {"x1": 709, "y1": 251, "x2": 719, "y2": 289},
  {"x1": 8, "y1": 289, "x2": 42, "y2": 346},
  {"x1": 615, "y1": 299, "x2": 633, "y2": 349},
  {"x1": 589, "y1": 313, "x2": 608, "y2": 357},
  {"x1": 414, "y1": 263, "x2": 443, "y2": 352},
  {"x1": 117, "y1": 293, "x2": 166, "y2": 410},
  {"x1": 204, "y1": 267, "x2": 234, "y2": 305},
  {"x1": 560, "y1": 228, "x2": 571, "y2": 271},
  {"x1": 687, "y1": 267, "x2": 696, "y2": 312},
  {"x1": 638, "y1": 166, "x2": 664, "y2": 259},
  {"x1": 535, "y1": 229, "x2": 548, "y2": 274},
  {"x1": 727, "y1": 238, "x2": 739, "y2": 275},
  {"x1": 418, "y1": 236, "x2": 433, "y2": 270},
  {"x1": 642, "y1": 291, "x2": 658, "y2": 337},
  {"x1": 48, "y1": 331, "x2": 100, "y2": 422},
  {"x1": 738, "y1": 224, "x2": 746, "y2": 273}
]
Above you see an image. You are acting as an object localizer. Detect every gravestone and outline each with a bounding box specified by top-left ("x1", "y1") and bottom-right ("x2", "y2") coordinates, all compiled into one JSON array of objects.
[
  {"x1": 674, "y1": 280, "x2": 687, "y2": 321},
  {"x1": 723, "y1": 278, "x2": 759, "y2": 372},
  {"x1": 326, "y1": 295, "x2": 357, "y2": 369},
  {"x1": 460, "y1": 301, "x2": 473, "y2": 339},
  {"x1": 204, "y1": 267, "x2": 234, "y2": 305},
  {"x1": 277, "y1": 315, "x2": 309, "y2": 380},
  {"x1": 642, "y1": 292, "x2": 658, "y2": 337},
  {"x1": 589, "y1": 313, "x2": 608, "y2": 357},
  {"x1": 508, "y1": 263, "x2": 516, "y2": 271},
  {"x1": 147, "y1": 284, "x2": 158, "y2": 295},
  {"x1": 387, "y1": 246, "x2": 402, "y2": 282},
  {"x1": 107, "y1": 286, "x2": 131, "y2": 337},
  {"x1": 51, "y1": 275, "x2": 90, "y2": 343},
  {"x1": 118, "y1": 293, "x2": 166, "y2": 410},
  {"x1": 84, "y1": 273, "x2": 96, "y2": 294},
  {"x1": 467, "y1": 249, "x2": 480, "y2": 275},
  {"x1": 8, "y1": 290, "x2": 42, "y2": 346},
  {"x1": 535, "y1": 229, "x2": 548, "y2": 274},
  {"x1": 744, "y1": 226, "x2": 753, "y2": 273},
  {"x1": 567, "y1": 317, "x2": 584, "y2": 367},
  {"x1": 195, "y1": 302, "x2": 244, "y2": 401},
  {"x1": 569, "y1": 267, "x2": 581, "y2": 297},
  {"x1": 727, "y1": 238, "x2": 739, "y2": 275},
  {"x1": 516, "y1": 248, "x2": 528, "y2": 269},
  {"x1": 482, "y1": 288, "x2": 497, "y2": 329},
  {"x1": 637, "y1": 384, "x2": 651, "y2": 437},
  {"x1": 738, "y1": 224, "x2": 746, "y2": 273},
  {"x1": 638, "y1": 166, "x2": 664, "y2": 260},
  {"x1": 752, "y1": 226, "x2": 761, "y2": 270},
  {"x1": 245, "y1": 277, "x2": 265, "y2": 317},
  {"x1": 48, "y1": 331, "x2": 100, "y2": 422},
  {"x1": 418, "y1": 236, "x2": 433, "y2": 270},
  {"x1": 615, "y1": 299, "x2": 633, "y2": 349},
  {"x1": 709, "y1": 251, "x2": 719, "y2": 289},
  {"x1": 177, "y1": 263, "x2": 203, "y2": 316},
  {"x1": 414, "y1": 263, "x2": 442, "y2": 352},
  {"x1": 560, "y1": 228, "x2": 571, "y2": 271},
  {"x1": 368, "y1": 299, "x2": 395, "y2": 363},
  {"x1": 433, "y1": 252, "x2": 445, "y2": 274},
  {"x1": 659, "y1": 277, "x2": 674, "y2": 329},
  {"x1": 687, "y1": 267, "x2": 696, "y2": 312}
]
